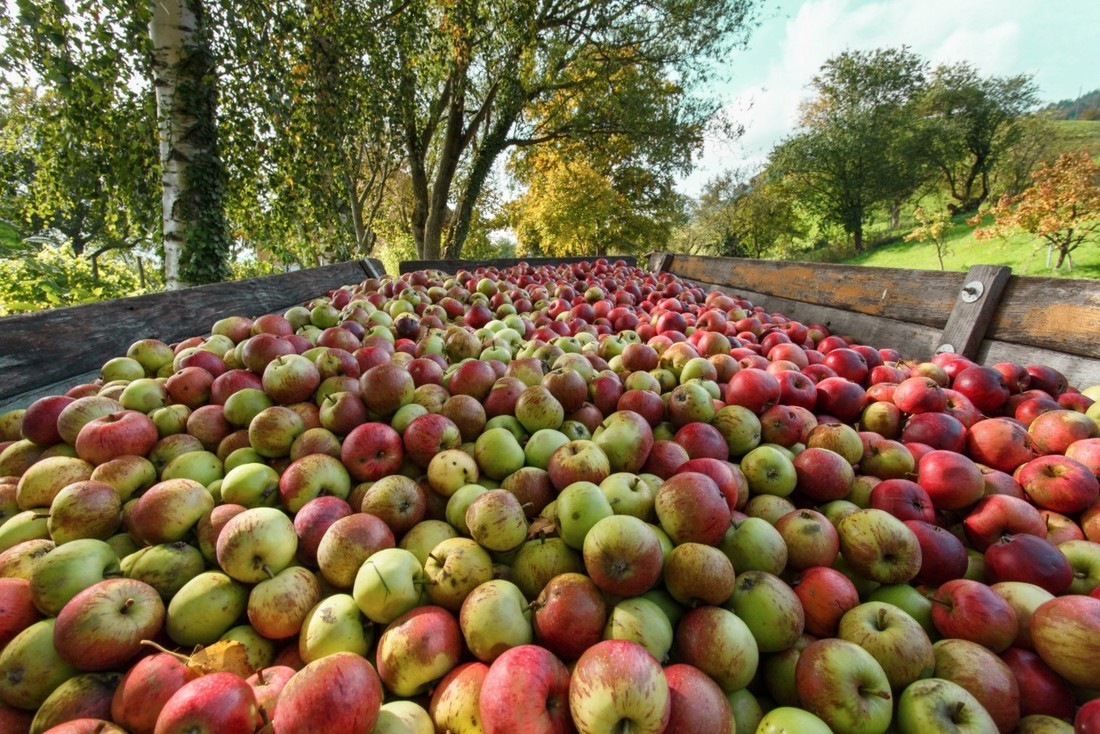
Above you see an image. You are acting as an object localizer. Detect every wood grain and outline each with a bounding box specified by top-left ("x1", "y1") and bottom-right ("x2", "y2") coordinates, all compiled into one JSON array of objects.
[
  {"x1": 669, "y1": 255, "x2": 965, "y2": 328},
  {"x1": 986, "y1": 276, "x2": 1100, "y2": 360},
  {"x1": 937, "y1": 265, "x2": 1012, "y2": 359},
  {"x1": 0, "y1": 260, "x2": 372, "y2": 404}
]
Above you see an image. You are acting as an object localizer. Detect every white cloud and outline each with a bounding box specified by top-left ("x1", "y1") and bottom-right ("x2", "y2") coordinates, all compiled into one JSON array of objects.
[{"x1": 678, "y1": 0, "x2": 1072, "y2": 196}]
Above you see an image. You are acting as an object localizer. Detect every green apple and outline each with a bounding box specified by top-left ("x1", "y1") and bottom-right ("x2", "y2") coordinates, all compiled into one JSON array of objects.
[
  {"x1": 603, "y1": 596, "x2": 673, "y2": 664},
  {"x1": 896, "y1": 677, "x2": 998, "y2": 734},
  {"x1": 725, "y1": 570, "x2": 805, "y2": 653},
  {"x1": 299, "y1": 592, "x2": 373, "y2": 663},
  {"x1": 458, "y1": 578, "x2": 532, "y2": 663},
  {"x1": 16, "y1": 455, "x2": 94, "y2": 511},
  {"x1": 0, "y1": 510, "x2": 50, "y2": 552},
  {"x1": 160, "y1": 450, "x2": 224, "y2": 486},
  {"x1": 473, "y1": 427, "x2": 525, "y2": 480},
  {"x1": 465, "y1": 490, "x2": 527, "y2": 552},
  {"x1": 740, "y1": 445, "x2": 797, "y2": 497},
  {"x1": 795, "y1": 638, "x2": 893, "y2": 734},
  {"x1": 712, "y1": 405, "x2": 762, "y2": 457},
  {"x1": 868, "y1": 584, "x2": 936, "y2": 638},
  {"x1": 719, "y1": 516, "x2": 788, "y2": 575},
  {"x1": 424, "y1": 537, "x2": 494, "y2": 612},
  {"x1": 599, "y1": 472, "x2": 656, "y2": 521},
  {"x1": 220, "y1": 624, "x2": 276, "y2": 671},
  {"x1": 89, "y1": 455, "x2": 157, "y2": 503},
  {"x1": 215, "y1": 507, "x2": 298, "y2": 583},
  {"x1": 121, "y1": 541, "x2": 206, "y2": 601},
  {"x1": 373, "y1": 700, "x2": 434, "y2": 734},
  {"x1": 166, "y1": 571, "x2": 248, "y2": 646},
  {"x1": 220, "y1": 462, "x2": 281, "y2": 507},
  {"x1": 399, "y1": 520, "x2": 459, "y2": 567},
  {"x1": 556, "y1": 481, "x2": 614, "y2": 550},
  {"x1": 445, "y1": 484, "x2": 488, "y2": 536},
  {"x1": 427, "y1": 449, "x2": 481, "y2": 497},
  {"x1": 353, "y1": 547, "x2": 425, "y2": 624},
  {"x1": 837, "y1": 601, "x2": 935, "y2": 691},
  {"x1": 524, "y1": 429, "x2": 571, "y2": 471},
  {"x1": 838, "y1": 508, "x2": 922, "y2": 585},
  {"x1": 756, "y1": 707, "x2": 833, "y2": 734},
  {"x1": 29, "y1": 538, "x2": 120, "y2": 616},
  {"x1": 0, "y1": 618, "x2": 79, "y2": 709},
  {"x1": 510, "y1": 537, "x2": 585, "y2": 600}
]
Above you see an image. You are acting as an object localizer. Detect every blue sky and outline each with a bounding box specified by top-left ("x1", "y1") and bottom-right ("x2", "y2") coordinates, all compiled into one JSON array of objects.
[{"x1": 678, "y1": 0, "x2": 1100, "y2": 195}]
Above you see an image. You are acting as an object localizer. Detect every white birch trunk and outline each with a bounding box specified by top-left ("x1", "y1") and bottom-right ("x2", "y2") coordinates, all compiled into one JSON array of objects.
[{"x1": 149, "y1": 0, "x2": 197, "y2": 290}]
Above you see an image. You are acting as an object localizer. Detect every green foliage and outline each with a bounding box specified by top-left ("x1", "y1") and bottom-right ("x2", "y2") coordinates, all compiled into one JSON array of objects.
[
  {"x1": 0, "y1": 236, "x2": 159, "y2": 316},
  {"x1": 771, "y1": 47, "x2": 928, "y2": 252}
]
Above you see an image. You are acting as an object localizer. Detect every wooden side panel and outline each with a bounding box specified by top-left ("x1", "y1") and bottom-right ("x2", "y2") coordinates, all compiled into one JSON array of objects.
[
  {"x1": 0, "y1": 260, "x2": 371, "y2": 404},
  {"x1": 937, "y1": 265, "x2": 1012, "y2": 359},
  {"x1": 986, "y1": 276, "x2": 1100, "y2": 360},
  {"x1": 399, "y1": 256, "x2": 637, "y2": 275},
  {"x1": 976, "y1": 340, "x2": 1100, "y2": 391},
  {"x1": 696, "y1": 283, "x2": 942, "y2": 358},
  {"x1": 669, "y1": 255, "x2": 964, "y2": 328}
]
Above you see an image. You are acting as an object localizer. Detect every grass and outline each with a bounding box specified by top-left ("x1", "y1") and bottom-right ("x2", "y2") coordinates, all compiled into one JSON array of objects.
[{"x1": 842, "y1": 215, "x2": 1100, "y2": 279}]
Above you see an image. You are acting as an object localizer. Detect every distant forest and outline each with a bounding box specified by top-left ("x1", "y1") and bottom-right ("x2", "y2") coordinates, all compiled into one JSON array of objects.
[{"x1": 1043, "y1": 88, "x2": 1100, "y2": 120}]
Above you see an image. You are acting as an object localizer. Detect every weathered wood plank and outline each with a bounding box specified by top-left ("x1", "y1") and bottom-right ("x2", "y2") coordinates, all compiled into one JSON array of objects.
[
  {"x1": 986, "y1": 275, "x2": 1100, "y2": 360},
  {"x1": 399, "y1": 256, "x2": 637, "y2": 275},
  {"x1": 937, "y1": 265, "x2": 1012, "y2": 359},
  {"x1": 0, "y1": 260, "x2": 371, "y2": 404},
  {"x1": 363, "y1": 258, "x2": 388, "y2": 278},
  {"x1": 668, "y1": 255, "x2": 966, "y2": 329}
]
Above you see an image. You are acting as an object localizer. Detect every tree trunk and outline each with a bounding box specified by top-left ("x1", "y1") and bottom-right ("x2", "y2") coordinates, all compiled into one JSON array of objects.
[
  {"x1": 852, "y1": 226, "x2": 863, "y2": 253},
  {"x1": 149, "y1": 0, "x2": 229, "y2": 289}
]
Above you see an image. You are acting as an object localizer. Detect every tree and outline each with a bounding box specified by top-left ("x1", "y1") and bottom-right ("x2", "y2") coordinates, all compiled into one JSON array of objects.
[
  {"x1": 213, "y1": 0, "x2": 405, "y2": 266},
  {"x1": 672, "y1": 170, "x2": 805, "y2": 258},
  {"x1": 973, "y1": 149, "x2": 1100, "y2": 271},
  {"x1": 508, "y1": 143, "x2": 686, "y2": 258},
  {"x1": 769, "y1": 47, "x2": 928, "y2": 252},
  {"x1": 150, "y1": 0, "x2": 232, "y2": 287},
  {"x1": 918, "y1": 63, "x2": 1038, "y2": 214},
  {"x1": 903, "y1": 207, "x2": 954, "y2": 270},
  {"x1": 380, "y1": 0, "x2": 760, "y2": 260},
  {"x1": 1, "y1": 0, "x2": 230, "y2": 289}
]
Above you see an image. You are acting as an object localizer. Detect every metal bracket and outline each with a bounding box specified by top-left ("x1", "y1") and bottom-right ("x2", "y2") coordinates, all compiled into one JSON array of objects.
[{"x1": 936, "y1": 343, "x2": 956, "y2": 354}]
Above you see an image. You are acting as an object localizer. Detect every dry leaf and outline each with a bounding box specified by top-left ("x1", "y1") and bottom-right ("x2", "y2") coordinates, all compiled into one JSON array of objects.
[
  {"x1": 526, "y1": 517, "x2": 557, "y2": 540},
  {"x1": 187, "y1": 639, "x2": 255, "y2": 678}
]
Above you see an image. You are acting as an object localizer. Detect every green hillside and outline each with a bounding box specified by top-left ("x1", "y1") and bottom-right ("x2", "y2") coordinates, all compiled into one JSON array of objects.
[{"x1": 834, "y1": 119, "x2": 1100, "y2": 278}]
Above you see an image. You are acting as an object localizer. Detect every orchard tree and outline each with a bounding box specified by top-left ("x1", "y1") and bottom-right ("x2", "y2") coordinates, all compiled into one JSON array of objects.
[
  {"x1": 918, "y1": 63, "x2": 1038, "y2": 214},
  {"x1": 770, "y1": 47, "x2": 928, "y2": 252},
  {"x1": 379, "y1": 0, "x2": 760, "y2": 260},
  {"x1": 973, "y1": 149, "x2": 1100, "y2": 271},
  {"x1": 508, "y1": 143, "x2": 685, "y2": 258},
  {"x1": 903, "y1": 207, "x2": 954, "y2": 270}
]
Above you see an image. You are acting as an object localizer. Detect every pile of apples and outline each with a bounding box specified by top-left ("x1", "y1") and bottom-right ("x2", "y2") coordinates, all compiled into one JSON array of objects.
[{"x1": 0, "y1": 258, "x2": 1099, "y2": 734}]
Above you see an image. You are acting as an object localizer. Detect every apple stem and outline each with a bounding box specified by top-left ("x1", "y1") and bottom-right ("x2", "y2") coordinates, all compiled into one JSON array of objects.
[
  {"x1": 862, "y1": 688, "x2": 891, "y2": 701},
  {"x1": 121, "y1": 597, "x2": 135, "y2": 613},
  {"x1": 263, "y1": 564, "x2": 275, "y2": 580},
  {"x1": 877, "y1": 606, "x2": 888, "y2": 630},
  {"x1": 953, "y1": 701, "x2": 967, "y2": 721},
  {"x1": 140, "y1": 639, "x2": 190, "y2": 664}
]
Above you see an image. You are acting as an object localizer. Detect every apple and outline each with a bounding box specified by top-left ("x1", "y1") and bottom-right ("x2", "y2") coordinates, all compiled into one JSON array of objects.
[
  {"x1": 16, "y1": 455, "x2": 95, "y2": 511},
  {"x1": 423, "y1": 537, "x2": 495, "y2": 611},
  {"x1": 895, "y1": 678, "x2": 999, "y2": 734},
  {"x1": 962, "y1": 494, "x2": 1046, "y2": 551},
  {"x1": 47, "y1": 480, "x2": 121, "y2": 544},
  {"x1": 984, "y1": 533, "x2": 1073, "y2": 594},
  {"x1": 673, "y1": 603, "x2": 761, "y2": 695},
  {"x1": 663, "y1": 663, "x2": 733, "y2": 734},
  {"x1": 214, "y1": 506, "x2": 298, "y2": 584},
  {"x1": 739, "y1": 444, "x2": 798, "y2": 497},
  {"x1": 478, "y1": 645, "x2": 572, "y2": 734},
  {"x1": 999, "y1": 647, "x2": 1076, "y2": 722},
  {"x1": 581, "y1": 514, "x2": 664, "y2": 598},
  {"x1": 341, "y1": 422, "x2": 405, "y2": 482},
  {"x1": 837, "y1": 601, "x2": 935, "y2": 691},
  {"x1": 720, "y1": 516, "x2": 788, "y2": 575},
  {"x1": 568, "y1": 640, "x2": 670, "y2": 734},
  {"x1": 1017, "y1": 454, "x2": 1100, "y2": 514},
  {"x1": 794, "y1": 565, "x2": 859, "y2": 638},
  {"x1": 428, "y1": 661, "x2": 490, "y2": 734},
  {"x1": 869, "y1": 479, "x2": 935, "y2": 523},
  {"x1": 918, "y1": 449, "x2": 985, "y2": 511},
  {"x1": 603, "y1": 596, "x2": 674, "y2": 664},
  {"x1": 110, "y1": 652, "x2": 200, "y2": 734},
  {"x1": 1029, "y1": 594, "x2": 1100, "y2": 689},
  {"x1": 904, "y1": 519, "x2": 970, "y2": 587},
  {"x1": 795, "y1": 638, "x2": 893, "y2": 734},
  {"x1": 247, "y1": 565, "x2": 321, "y2": 640},
  {"x1": 316, "y1": 512, "x2": 395, "y2": 589},
  {"x1": 653, "y1": 472, "x2": 730, "y2": 546},
  {"x1": 165, "y1": 571, "x2": 248, "y2": 647},
  {"x1": 726, "y1": 570, "x2": 806, "y2": 653},
  {"x1": 459, "y1": 578, "x2": 533, "y2": 663},
  {"x1": 663, "y1": 542, "x2": 734, "y2": 607},
  {"x1": 930, "y1": 579, "x2": 1018, "y2": 653},
  {"x1": 0, "y1": 618, "x2": 80, "y2": 710},
  {"x1": 932, "y1": 637, "x2": 1020, "y2": 734},
  {"x1": 837, "y1": 508, "x2": 922, "y2": 585},
  {"x1": 378, "y1": 607, "x2": 464, "y2": 699},
  {"x1": 150, "y1": 671, "x2": 259, "y2": 734},
  {"x1": 270, "y1": 651, "x2": 382, "y2": 734},
  {"x1": 794, "y1": 447, "x2": 855, "y2": 502},
  {"x1": 52, "y1": 577, "x2": 164, "y2": 672},
  {"x1": 298, "y1": 592, "x2": 373, "y2": 663},
  {"x1": 532, "y1": 572, "x2": 607, "y2": 661},
  {"x1": 756, "y1": 707, "x2": 833, "y2": 734}
]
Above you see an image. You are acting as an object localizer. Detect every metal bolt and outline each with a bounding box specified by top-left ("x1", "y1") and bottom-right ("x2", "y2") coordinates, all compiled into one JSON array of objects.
[
  {"x1": 936, "y1": 343, "x2": 956, "y2": 354},
  {"x1": 960, "y1": 281, "x2": 984, "y2": 303}
]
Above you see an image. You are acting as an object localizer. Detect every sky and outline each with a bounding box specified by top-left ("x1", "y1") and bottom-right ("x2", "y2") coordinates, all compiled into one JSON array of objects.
[{"x1": 677, "y1": 0, "x2": 1100, "y2": 196}]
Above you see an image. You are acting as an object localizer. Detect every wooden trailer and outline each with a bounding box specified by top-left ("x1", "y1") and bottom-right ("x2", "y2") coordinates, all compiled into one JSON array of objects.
[{"x1": 0, "y1": 251, "x2": 1096, "y2": 412}]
